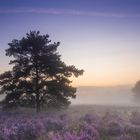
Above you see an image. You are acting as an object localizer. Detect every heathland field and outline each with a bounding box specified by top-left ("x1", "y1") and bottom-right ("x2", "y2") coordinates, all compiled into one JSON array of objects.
[{"x1": 0, "y1": 105, "x2": 140, "y2": 140}]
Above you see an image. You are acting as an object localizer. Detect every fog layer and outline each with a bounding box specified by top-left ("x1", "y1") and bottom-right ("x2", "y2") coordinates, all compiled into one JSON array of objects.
[{"x1": 72, "y1": 86, "x2": 139, "y2": 106}]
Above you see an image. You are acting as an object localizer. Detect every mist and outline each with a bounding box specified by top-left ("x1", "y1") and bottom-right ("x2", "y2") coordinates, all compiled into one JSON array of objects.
[
  {"x1": 0, "y1": 85, "x2": 139, "y2": 107},
  {"x1": 71, "y1": 86, "x2": 140, "y2": 106}
]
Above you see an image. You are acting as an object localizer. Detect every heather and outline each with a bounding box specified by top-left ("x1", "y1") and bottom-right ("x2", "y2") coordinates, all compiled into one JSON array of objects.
[{"x1": 0, "y1": 108, "x2": 140, "y2": 140}]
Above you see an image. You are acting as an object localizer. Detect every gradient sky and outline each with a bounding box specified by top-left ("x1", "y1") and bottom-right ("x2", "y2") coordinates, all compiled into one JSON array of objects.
[{"x1": 1, "y1": 0, "x2": 140, "y2": 86}]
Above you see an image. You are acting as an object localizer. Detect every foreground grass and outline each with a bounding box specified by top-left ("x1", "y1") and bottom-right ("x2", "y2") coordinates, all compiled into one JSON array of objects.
[{"x1": 0, "y1": 106, "x2": 140, "y2": 140}]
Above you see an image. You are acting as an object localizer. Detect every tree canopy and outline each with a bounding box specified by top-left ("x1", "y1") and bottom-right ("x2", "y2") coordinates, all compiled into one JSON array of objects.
[{"x1": 0, "y1": 31, "x2": 84, "y2": 112}]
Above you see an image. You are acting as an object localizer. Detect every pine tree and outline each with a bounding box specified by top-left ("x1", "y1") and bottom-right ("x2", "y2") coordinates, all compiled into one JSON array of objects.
[{"x1": 0, "y1": 31, "x2": 84, "y2": 112}]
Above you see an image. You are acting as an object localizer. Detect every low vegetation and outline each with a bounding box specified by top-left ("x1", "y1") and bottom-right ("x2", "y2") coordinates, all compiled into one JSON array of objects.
[{"x1": 0, "y1": 109, "x2": 140, "y2": 140}]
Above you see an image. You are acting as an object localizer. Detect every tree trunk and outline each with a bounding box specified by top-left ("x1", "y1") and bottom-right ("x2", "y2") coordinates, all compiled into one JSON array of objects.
[
  {"x1": 36, "y1": 93, "x2": 40, "y2": 113},
  {"x1": 35, "y1": 66, "x2": 40, "y2": 113}
]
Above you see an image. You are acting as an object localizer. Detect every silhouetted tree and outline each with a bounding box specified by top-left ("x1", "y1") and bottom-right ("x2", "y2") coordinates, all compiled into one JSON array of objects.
[
  {"x1": 0, "y1": 31, "x2": 84, "y2": 112},
  {"x1": 132, "y1": 80, "x2": 140, "y2": 103}
]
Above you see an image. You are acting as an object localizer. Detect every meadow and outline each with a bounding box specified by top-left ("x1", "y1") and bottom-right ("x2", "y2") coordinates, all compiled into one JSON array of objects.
[{"x1": 0, "y1": 105, "x2": 140, "y2": 140}]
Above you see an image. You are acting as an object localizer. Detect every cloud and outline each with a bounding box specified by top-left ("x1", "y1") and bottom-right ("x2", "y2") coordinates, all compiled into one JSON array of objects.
[{"x1": 0, "y1": 7, "x2": 140, "y2": 18}]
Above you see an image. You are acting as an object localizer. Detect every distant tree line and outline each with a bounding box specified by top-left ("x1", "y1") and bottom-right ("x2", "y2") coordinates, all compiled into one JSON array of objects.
[{"x1": 132, "y1": 80, "x2": 140, "y2": 103}]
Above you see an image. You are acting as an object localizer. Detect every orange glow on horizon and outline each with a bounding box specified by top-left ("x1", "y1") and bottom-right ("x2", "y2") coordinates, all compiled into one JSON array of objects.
[{"x1": 71, "y1": 71, "x2": 140, "y2": 87}]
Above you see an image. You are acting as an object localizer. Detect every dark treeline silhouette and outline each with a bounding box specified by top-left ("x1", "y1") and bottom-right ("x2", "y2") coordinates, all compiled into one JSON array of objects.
[{"x1": 0, "y1": 31, "x2": 84, "y2": 112}]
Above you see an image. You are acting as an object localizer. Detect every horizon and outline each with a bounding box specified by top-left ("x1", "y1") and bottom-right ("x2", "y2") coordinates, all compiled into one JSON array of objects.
[{"x1": 1, "y1": 0, "x2": 140, "y2": 87}]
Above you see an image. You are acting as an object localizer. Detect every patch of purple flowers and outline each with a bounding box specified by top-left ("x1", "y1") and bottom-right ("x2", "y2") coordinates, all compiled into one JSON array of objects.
[{"x1": 0, "y1": 111, "x2": 140, "y2": 140}]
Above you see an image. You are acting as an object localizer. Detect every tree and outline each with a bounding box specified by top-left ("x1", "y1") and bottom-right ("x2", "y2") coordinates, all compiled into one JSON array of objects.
[
  {"x1": 0, "y1": 31, "x2": 84, "y2": 112},
  {"x1": 132, "y1": 80, "x2": 140, "y2": 103}
]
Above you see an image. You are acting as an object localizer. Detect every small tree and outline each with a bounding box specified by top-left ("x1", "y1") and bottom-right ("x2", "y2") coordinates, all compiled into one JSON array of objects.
[
  {"x1": 132, "y1": 80, "x2": 140, "y2": 103},
  {"x1": 0, "y1": 31, "x2": 84, "y2": 112}
]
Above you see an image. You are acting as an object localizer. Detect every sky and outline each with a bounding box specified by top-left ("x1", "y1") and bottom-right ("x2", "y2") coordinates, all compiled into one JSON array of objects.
[{"x1": 0, "y1": 0, "x2": 140, "y2": 87}]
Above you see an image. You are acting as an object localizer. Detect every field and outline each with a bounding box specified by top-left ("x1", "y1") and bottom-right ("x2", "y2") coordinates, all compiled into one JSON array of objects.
[{"x1": 0, "y1": 105, "x2": 140, "y2": 140}]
